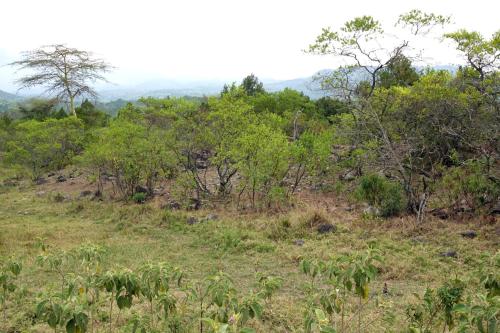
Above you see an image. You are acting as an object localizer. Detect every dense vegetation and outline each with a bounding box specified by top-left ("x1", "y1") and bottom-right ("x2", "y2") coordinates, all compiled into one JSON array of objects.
[{"x1": 0, "y1": 9, "x2": 498, "y2": 333}]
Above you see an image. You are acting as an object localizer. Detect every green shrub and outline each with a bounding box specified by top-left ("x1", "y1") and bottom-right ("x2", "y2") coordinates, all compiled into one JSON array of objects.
[
  {"x1": 132, "y1": 192, "x2": 146, "y2": 204},
  {"x1": 440, "y1": 160, "x2": 500, "y2": 210},
  {"x1": 356, "y1": 174, "x2": 405, "y2": 217}
]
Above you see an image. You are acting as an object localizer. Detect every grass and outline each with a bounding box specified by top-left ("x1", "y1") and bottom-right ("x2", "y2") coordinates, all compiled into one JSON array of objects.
[{"x1": 0, "y1": 175, "x2": 498, "y2": 332}]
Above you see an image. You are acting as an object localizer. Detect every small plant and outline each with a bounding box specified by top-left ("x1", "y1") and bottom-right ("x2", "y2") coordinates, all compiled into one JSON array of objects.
[
  {"x1": 406, "y1": 279, "x2": 465, "y2": 333},
  {"x1": 132, "y1": 192, "x2": 147, "y2": 204},
  {"x1": 300, "y1": 247, "x2": 383, "y2": 333},
  {"x1": 0, "y1": 259, "x2": 22, "y2": 326}
]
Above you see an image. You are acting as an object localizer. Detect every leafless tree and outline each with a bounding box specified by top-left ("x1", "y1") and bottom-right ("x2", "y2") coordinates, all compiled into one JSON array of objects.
[{"x1": 10, "y1": 44, "x2": 112, "y2": 117}]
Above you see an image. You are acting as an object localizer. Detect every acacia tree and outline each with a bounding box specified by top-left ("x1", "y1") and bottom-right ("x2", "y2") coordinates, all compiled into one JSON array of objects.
[{"x1": 10, "y1": 44, "x2": 112, "y2": 117}]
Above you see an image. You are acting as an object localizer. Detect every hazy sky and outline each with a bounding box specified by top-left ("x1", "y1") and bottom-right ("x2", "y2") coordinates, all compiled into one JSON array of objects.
[{"x1": 1, "y1": 0, "x2": 498, "y2": 91}]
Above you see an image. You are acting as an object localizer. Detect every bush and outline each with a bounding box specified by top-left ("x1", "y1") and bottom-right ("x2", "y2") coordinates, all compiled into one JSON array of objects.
[
  {"x1": 132, "y1": 192, "x2": 146, "y2": 204},
  {"x1": 440, "y1": 160, "x2": 500, "y2": 210},
  {"x1": 356, "y1": 174, "x2": 405, "y2": 217}
]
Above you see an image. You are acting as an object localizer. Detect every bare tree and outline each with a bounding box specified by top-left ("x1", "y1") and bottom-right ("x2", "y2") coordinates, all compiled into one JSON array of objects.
[{"x1": 10, "y1": 44, "x2": 112, "y2": 117}]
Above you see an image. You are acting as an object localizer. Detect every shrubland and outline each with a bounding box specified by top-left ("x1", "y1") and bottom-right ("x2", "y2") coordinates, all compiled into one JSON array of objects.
[{"x1": 0, "y1": 8, "x2": 498, "y2": 332}]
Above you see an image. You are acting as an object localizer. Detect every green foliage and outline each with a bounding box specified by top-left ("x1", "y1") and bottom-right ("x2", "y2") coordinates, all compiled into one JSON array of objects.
[
  {"x1": 440, "y1": 160, "x2": 500, "y2": 211},
  {"x1": 397, "y1": 9, "x2": 450, "y2": 35},
  {"x1": 5, "y1": 117, "x2": 84, "y2": 179},
  {"x1": 16, "y1": 98, "x2": 60, "y2": 121},
  {"x1": 300, "y1": 247, "x2": 383, "y2": 333},
  {"x1": 356, "y1": 174, "x2": 405, "y2": 217},
  {"x1": 81, "y1": 116, "x2": 176, "y2": 197},
  {"x1": 377, "y1": 54, "x2": 420, "y2": 88},
  {"x1": 132, "y1": 192, "x2": 147, "y2": 204},
  {"x1": 75, "y1": 99, "x2": 109, "y2": 128},
  {"x1": 240, "y1": 74, "x2": 265, "y2": 96}
]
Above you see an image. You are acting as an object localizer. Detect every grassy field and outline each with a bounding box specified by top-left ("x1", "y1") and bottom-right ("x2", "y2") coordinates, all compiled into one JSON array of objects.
[{"x1": 0, "y1": 173, "x2": 498, "y2": 332}]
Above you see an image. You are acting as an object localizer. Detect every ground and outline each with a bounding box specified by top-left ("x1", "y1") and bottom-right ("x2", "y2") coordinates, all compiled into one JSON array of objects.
[{"x1": 0, "y1": 170, "x2": 498, "y2": 332}]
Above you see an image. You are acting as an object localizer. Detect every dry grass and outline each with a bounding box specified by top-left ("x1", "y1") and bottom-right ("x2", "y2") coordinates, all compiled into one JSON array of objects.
[{"x1": 0, "y1": 172, "x2": 498, "y2": 332}]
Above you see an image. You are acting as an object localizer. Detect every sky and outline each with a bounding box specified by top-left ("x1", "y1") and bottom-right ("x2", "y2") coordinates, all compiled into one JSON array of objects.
[{"x1": 0, "y1": 0, "x2": 499, "y2": 91}]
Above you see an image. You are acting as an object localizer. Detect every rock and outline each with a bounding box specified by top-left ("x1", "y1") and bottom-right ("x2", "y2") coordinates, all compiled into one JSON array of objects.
[
  {"x1": 47, "y1": 172, "x2": 56, "y2": 177},
  {"x1": 186, "y1": 216, "x2": 198, "y2": 225},
  {"x1": 440, "y1": 250, "x2": 457, "y2": 258},
  {"x1": 36, "y1": 191, "x2": 46, "y2": 197},
  {"x1": 460, "y1": 230, "x2": 477, "y2": 239},
  {"x1": 204, "y1": 214, "x2": 218, "y2": 221},
  {"x1": 456, "y1": 199, "x2": 473, "y2": 213},
  {"x1": 344, "y1": 205, "x2": 355, "y2": 212},
  {"x1": 340, "y1": 169, "x2": 357, "y2": 181},
  {"x1": 317, "y1": 223, "x2": 336, "y2": 234},
  {"x1": 135, "y1": 185, "x2": 148, "y2": 194},
  {"x1": 294, "y1": 239, "x2": 305, "y2": 246},
  {"x1": 153, "y1": 187, "x2": 164, "y2": 195},
  {"x1": 188, "y1": 198, "x2": 201, "y2": 210},
  {"x1": 431, "y1": 208, "x2": 449, "y2": 220},
  {"x1": 35, "y1": 177, "x2": 47, "y2": 185},
  {"x1": 490, "y1": 202, "x2": 500, "y2": 215},
  {"x1": 163, "y1": 200, "x2": 180, "y2": 210},
  {"x1": 56, "y1": 175, "x2": 67, "y2": 183},
  {"x1": 363, "y1": 206, "x2": 380, "y2": 216},
  {"x1": 79, "y1": 190, "x2": 93, "y2": 198}
]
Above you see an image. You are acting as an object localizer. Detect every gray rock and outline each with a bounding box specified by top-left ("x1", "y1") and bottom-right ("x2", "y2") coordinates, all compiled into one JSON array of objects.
[
  {"x1": 186, "y1": 216, "x2": 198, "y2": 225},
  {"x1": 431, "y1": 208, "x2": 449, "y2": 220},
  {"x1": 344, "y1": 205, "x2": 355, "y2": 212},
  {"x1": 163, "y1": 201, "x2": 180, "y2": 210},
  {"x1": 460, "y1": 230, "x2": 477, "y2": 239},
  {"x1": 135, "y1": 185, "x2": 148, "y2": 194},
  {"x1": 79, "y1": 190, "x2": 93, "y2": 198},
  {"x1": 363, "y1": 206, "x2": 380, "y2": 216},
  {"x1": 36, "y1": 191, "x2": 46, "y2": 197},
  {"x1": 440, "y1": 250, "x2": 457, "y2": 258},
  {"x1": 317, "y1": 223, "x2": 336, "y2": 234},
  {"x1": 294, "y1": 239, "x2": 305, "y2": 246},
  {"x1": 56, "y1": 175, "x2": 67, "y2": 183},
  {"x1": 35, "y1": 177, "x2": 47, "y2": 185},
  {"x1": 203, "y1": 214, "x2": 219, "y2": 222},
  {"x1": 490, "y1": 202, "x2": 500, "y2": 215}
]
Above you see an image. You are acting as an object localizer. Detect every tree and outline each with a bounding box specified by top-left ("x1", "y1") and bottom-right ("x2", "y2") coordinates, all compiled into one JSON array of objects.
[
  {"x1": 444, "y1": 30, "x2": 500, "y2": 87},
  {"x1": 240, "y1": 74, "x2": 265, "y2": 96},
  {"x1": 75, "y1": 99, "x2": 109, "y2": 128},
  {"x1": 17, "y1": 98, "x2": 59, "y2": 121},
  {"x1": 5, "y1": 117, "x2": 84, "y2": 179},
  {"x1": 10, "y1": 44, "x2": 112, "y2": 117},
  {"x1": 377, "y1": 54, "x2": 420, "y2": 88},
  {"x1": 308, "y1": 10, "x2": 449, "y2": 98}
]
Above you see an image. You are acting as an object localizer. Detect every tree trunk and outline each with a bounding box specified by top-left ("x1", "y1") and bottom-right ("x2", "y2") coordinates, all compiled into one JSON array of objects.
[{"x1": 69, "y1": 95, "x2": 76, "y2": 117}]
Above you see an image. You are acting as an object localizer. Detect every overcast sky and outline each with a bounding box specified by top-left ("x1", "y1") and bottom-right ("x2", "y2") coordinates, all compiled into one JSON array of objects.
[{"x1": 0, "y1": 0, "x2": 498, "y2": 91}]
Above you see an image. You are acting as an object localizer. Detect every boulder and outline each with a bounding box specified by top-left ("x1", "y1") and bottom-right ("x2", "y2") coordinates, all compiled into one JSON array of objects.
[
  {"x1": 460, "y1": 230, "x2": 477, "y2": 239},
  {"x1": 56, "y1": 175, "x2": 67, "y2": 183},
  {"x1": 35, "y1": 177, "x2": 47, "y2": 185},
  {"x1": 440, "y1": 250, "x2": 457, "y2": 258},
  {"x1": 186, "y1": 216, "x2": 198, "y2": 225},
  {"x1": 294, "y1": 239, "x2": 305, "y2": 246},
  {"x1": 430, "y1": 208, "x2": 449, "y2": 220},
  {"x1": 135, "y1": 185, "x2": 148, "y2": 194},
  {"x1": 363, "y1": 206, "x2": 380, "y2": 216},
  {"x1": 202, "y1": 214, "x2": 219, "y2": 222},
  {"x1": 317, "y1": 223, "x2": 336, "y2": 234},
  {"x1": 79, "y1": 190, "x2": 93, "y2": 198}
]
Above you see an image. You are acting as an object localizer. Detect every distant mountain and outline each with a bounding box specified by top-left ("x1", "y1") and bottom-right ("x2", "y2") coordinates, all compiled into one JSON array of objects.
[{"x1": 0, "y1": 89, "x2": 23, "y2": 101}]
